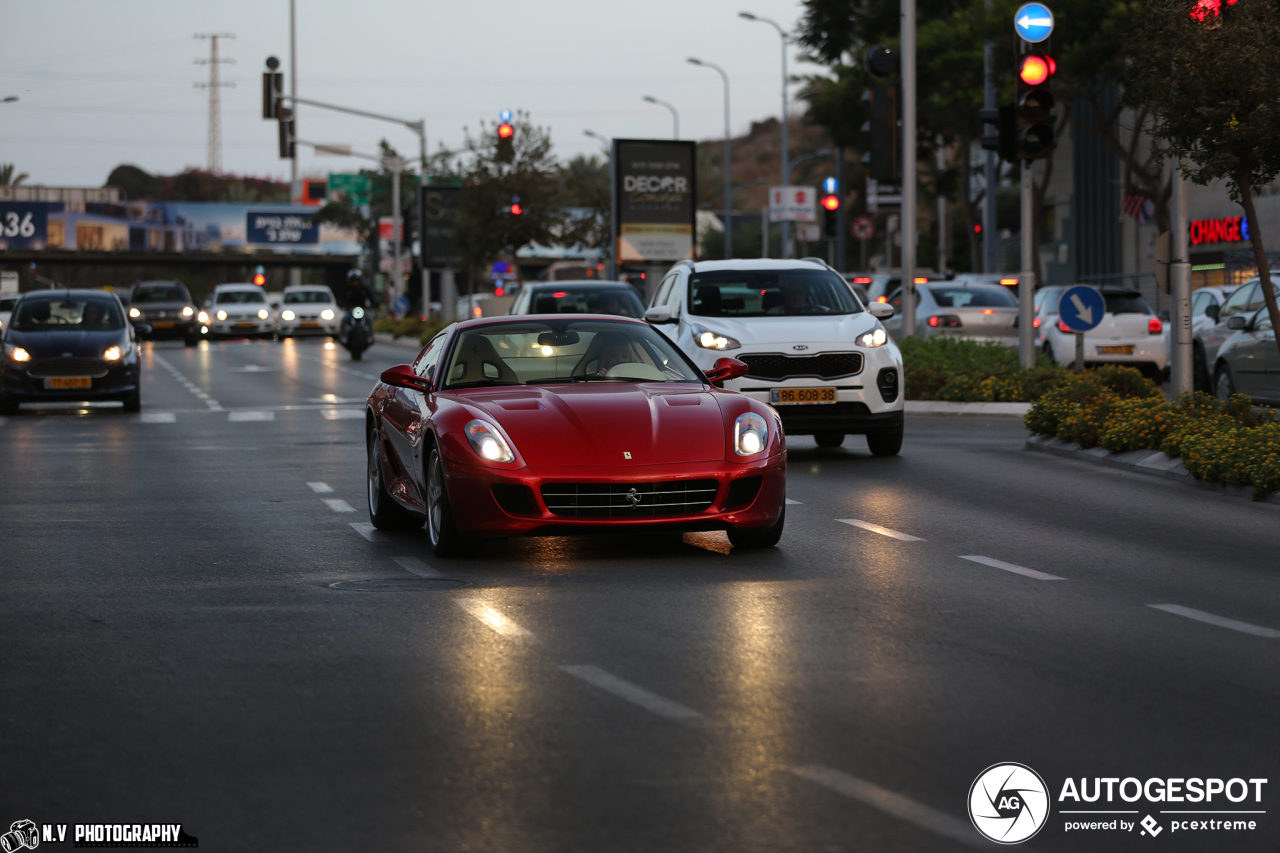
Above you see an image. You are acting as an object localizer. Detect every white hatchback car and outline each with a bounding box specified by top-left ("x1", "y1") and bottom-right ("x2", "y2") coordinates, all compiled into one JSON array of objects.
[
  {"x1": 277, "y1": 285, "x2": 340, "y2": 337},
  {"x1": 199, "y1": 283, "x2": 276, "y2": 339},
  {"x1": 644, "y1": 259, "x2": 904, "y2": 454},
  {"x1": 1033, "y1": 285, "x2": 1168, "y2": 379}
]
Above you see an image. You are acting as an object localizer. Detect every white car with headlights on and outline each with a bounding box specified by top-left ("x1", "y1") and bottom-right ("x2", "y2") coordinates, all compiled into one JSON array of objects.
[
  {"x1": 276, "y1": 285, "x2": 340, "y2": 337},
  {"x1": 645, "y1": 258, "x2": 903, "y2": 454},
  {"x1": 199, "y1": 283, "x2": 276, "y2": 339}
]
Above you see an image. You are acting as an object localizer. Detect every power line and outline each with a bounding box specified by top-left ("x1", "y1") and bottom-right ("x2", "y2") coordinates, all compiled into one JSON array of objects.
[{"x1": 194, "y1": 33, "x2": 235, "y2": 173}]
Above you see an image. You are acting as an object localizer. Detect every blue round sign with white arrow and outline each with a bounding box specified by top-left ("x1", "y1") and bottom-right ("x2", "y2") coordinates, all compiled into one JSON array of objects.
[
  {"x1": 1057, "y1": 285, "x2": 1105, "y2": 333},
  {"x1": 1015, "y1": 2, "x2": 1055, "y2": 43}
]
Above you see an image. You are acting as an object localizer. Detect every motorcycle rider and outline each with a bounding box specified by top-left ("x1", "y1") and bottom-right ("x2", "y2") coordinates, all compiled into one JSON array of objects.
[{"x1": 339, "y1": 268, "x2": 374, "y2": 338}]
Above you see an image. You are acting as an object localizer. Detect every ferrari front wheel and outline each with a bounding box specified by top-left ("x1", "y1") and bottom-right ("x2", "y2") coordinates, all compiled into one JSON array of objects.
[
  {"x1": 425, "y1": 446, "x2": 466, "y2": 556},
  {"x1": 368, "y1": 430, "x2": 423, "y2": 530},
  {"x1": 727, "y1": 506, "x2": 784, "y2": 549}
]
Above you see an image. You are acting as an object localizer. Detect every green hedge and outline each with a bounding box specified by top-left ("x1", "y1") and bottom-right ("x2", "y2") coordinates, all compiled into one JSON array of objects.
[
  {"x1": 899, "y1": 337, "x2": 1065, "y2": 402},
  {"x1": 373, "y1": 315, "x2": 444, "y2": 345},
  {"x1": 1024, "y1": 370, "x2": 1280, "y2": 500}
]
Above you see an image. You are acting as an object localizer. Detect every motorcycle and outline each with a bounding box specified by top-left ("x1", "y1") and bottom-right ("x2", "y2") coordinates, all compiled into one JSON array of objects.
[{"x1": 339, "y1": 306, "x2": 371, "y2": 360}]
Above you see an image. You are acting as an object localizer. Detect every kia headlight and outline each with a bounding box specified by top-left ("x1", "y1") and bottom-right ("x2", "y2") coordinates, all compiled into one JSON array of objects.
[
  {"x1": 258, "y1": 309, "x2": 270, "y2": 320},
  {"x1": 128, "y1": 307, "x2": 141, "y2": 319},
  {"x1": 216, "y1": 310, "x2": 228, "y2": 321},
  {"x1": 103, "y1": 345, "x2": 123, "y2": 361},
  {"x1": 320, "y1": 309, "x2": 335, "y2": 320},
  {"x1": 734, "y1": 412, "x2": 768, "y2": 457},
  {"x1": 856, "y1": 322, "x2": 888, "y2": 348},
  {"x1": 182, "y1": 306, "x2": 194, "y2": 317},
  {"x1": 691, "y1": 324, "x2": 741, "y2": 351},
  {"x1": 281, "y1": 310, "x2": 296, "y2": 322},
  {"x1": 8, "y1": 345, "x2": 31, "y2": 363},
  {"x1": 465, "y1": 419, "x2": 515, "y2": 463}
]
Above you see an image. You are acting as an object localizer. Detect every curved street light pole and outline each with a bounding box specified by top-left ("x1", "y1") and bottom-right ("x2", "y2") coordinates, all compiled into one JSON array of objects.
[
  {"x1": 688, "y1": 58, "x2": 733, "y2": 260},
  {"x1": 788, "y1": 149, "x2": 832, "y2": 183},
  {"x1": 740, "y1": 12, "x2": 789, "y2": 258},
  {"x1": 642, "y1": 96, "x2": 679, "y2": 140},
  {"x1": 584, "y1": 130, "x2": 615, "y2": 278}
]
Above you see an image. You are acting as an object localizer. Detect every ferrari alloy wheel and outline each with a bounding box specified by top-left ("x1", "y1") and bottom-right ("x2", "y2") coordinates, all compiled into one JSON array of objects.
[
  {"x1": 1214, "y1": 363, "x2": 1237, "y2": 403},
  {"x1": 367, "y1": 430, "x2": 423, "y2": 530},
  {"x1": 425, "y1": 446, "x2": 465, "y2": 556},
  {"x1": 866, "y1": 422, "x2": 904, "y2": 457},
  {"x1": 727, "y1": 506, "x2": 785, "y2": 549}
]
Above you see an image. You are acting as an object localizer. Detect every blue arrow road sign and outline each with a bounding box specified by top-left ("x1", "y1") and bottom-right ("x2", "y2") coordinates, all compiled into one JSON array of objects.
[
  {"x1": 1014, "y1": 3, "x2": 1054, "y2": 43},
  {"x1": 1058, "y1": 285, "x2": 1105, "y2": 333}
]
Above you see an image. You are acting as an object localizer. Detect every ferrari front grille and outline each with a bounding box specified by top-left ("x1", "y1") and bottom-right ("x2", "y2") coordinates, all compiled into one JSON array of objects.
[
  {"x1": 541, "y1": 479, "x2": 719, "y2": 518},
  {"x1": 27, "y1": 358, "x2": 109, "y2": 378},
  {"x1": 739, "y1": 352, "x2": 863, "y2": 381}
]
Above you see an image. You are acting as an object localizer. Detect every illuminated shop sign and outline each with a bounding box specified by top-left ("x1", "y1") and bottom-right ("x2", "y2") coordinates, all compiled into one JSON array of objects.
[{"x1": 1189, "y1": 216, "x2": 1251, "y2": 246}]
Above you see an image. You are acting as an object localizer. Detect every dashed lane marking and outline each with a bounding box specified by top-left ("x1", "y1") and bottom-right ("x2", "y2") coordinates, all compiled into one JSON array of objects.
[
  {"x1": 787, "y1": 765, "x2": 999, "y2": 850},
  {"x1": 560, "y1": 665, "x2": 704, "y2": 724},
  {"x1": 785, "y1": 498, "x2": 803, "y2": 505},
  {"x1": 837, "y1": 519, "x2": 925, "y2": 542},
  {"x1": 348, "y1": 522, "x2": 385, "y2": 542},
  {"x1": 321, "y1": 408, "x2": 365, "y2": 420},
  {"x1": 153, "y1": 354, "x2": 223, "y2": 410},
  {"x1": 227, "y1": 410, "x2": 274, "y2": 422},
  {"x1": 307, "y1": 482, "x2": 334, "y2": 493},
  {"x1": 393, "y1": 556, "x2": 443, "y2": 578},
  {"x1": 959, "y1": 555, "x2": 1065, "y2": 582},
  {"x1": 456, "y1": 599, "x2": 537, "y2": 644},
  {"x1": 323, "y1": 498, "x2": 355, "y2": 513},
  {"x1": 1148, "y1": 604, "x2": 1280, "y2": 639},
  {"x1": 139, "y1": 412, "x2": 177, "y2": 423}
]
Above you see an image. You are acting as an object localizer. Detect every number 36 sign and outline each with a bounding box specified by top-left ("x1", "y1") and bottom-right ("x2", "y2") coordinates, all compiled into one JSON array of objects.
[{"x1": 0, "y1": 202, "x2": 50, "y2": 249}]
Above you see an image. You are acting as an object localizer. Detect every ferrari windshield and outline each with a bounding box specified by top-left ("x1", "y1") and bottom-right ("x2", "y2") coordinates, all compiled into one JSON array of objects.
[{"x1": 443, "y1": 320, "x2": 702, "y2": 388}]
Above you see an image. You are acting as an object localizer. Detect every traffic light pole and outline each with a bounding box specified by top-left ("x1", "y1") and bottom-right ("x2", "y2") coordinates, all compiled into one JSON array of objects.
[
  {"x1": 1170, "y1": 156, "x2": 1193, "y2": 395},
  {"x1": 900, "y1": 0, "x2": 917, "y2": 336},
  {"x1": 1019, "y1": 159, "x2": 1035, "y2": 368}
]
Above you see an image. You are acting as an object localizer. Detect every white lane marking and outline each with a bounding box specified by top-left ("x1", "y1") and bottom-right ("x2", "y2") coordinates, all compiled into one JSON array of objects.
[
  {"x1": 837, "y1": 519, "x2": 925, "y2": 542},
  {"x1": 321, "y1": 408, "x2": 365, "y2": 420},
  {"x1": 785, "y1": 498, "x2": 803, "y2": 505},
  {"x1": 323, "y1": 498, "x2": 356, "y2": 513},
  {"x1": 228, "y1": 410, "x2": 274, "y2": 422},
  {"x1": 139, "y1": 412, "x2": 177, "y2": 423},
  {"x1": 788, "y1": 765, "x2": 995, "y2": 850},
  {"x1": 560, "y1": 665, "x2": 703, "y2": 723},
  {"x1": 348, "y1": 522, "x2": 384, "y2": 542},
  {"x1": 154, "y1": 354, "x2": 223, "y2": 410},
  {"x1": 393, "y1": 556, "x2": 443, "y2": 578},
  {"x1": 960, "y1": 555, "x2": 1065, "y2": 582},
  {"x1": 456, "y1": 599, "x2": 537, "y2": 644},
  {"x1": 307, "y1": 482, "x2": 334, "y2": 493},
  {"x1": 1149, "y1": 604, "x2": 1280, "y2": 639}
]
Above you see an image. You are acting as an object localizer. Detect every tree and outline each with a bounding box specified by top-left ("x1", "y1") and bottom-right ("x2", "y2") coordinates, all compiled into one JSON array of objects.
[
  {"x1": 557, "y1": 153, "x2": 609, "y2": 253},
  {"x1": 1127, "y1": 0, "x2": 1280, "y2": 357},
  {"x1": 0, "y1": 163, "x2": 29, "y2": 187}
]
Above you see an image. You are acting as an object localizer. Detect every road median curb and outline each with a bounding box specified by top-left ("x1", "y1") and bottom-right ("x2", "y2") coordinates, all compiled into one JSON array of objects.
[
  {"x1": 374, "y1": 333, "x2": 426, "y2": 350},
  {"x1": 906, "y1": 401, "x2": 1032, "y2": 417},
  {"x1": 1024, "y1": 434, "x2": 1280, "y2": 505}
]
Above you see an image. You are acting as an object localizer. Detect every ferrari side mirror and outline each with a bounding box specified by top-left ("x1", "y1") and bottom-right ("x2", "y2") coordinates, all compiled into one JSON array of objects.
[
  {"x1": 705, "y1": 357, "x2": 748, "y2": 383},
  {"x1": 380, "y1": 364, "x2": 432, "y2": 393}
]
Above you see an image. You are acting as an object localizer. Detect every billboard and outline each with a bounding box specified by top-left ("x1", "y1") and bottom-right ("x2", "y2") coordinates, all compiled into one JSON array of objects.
[
  {"x1": 245, "y1": 210, "x2": 320, "y2": 245},
  {"x1": 0, "y1": 201, "x2": 55, "y2": 250},
  {"x1": 612, "y1": 139, "x2": 696, "y2": 263}
]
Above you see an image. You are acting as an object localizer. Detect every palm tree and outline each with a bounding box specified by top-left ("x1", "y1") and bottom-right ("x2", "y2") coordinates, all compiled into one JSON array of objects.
[{"x1": 0, "y1": 164, "x2": 29, "y2": 187}]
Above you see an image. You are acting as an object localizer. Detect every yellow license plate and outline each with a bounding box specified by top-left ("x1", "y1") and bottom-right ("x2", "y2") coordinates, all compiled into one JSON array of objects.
[
  {"x1": 771, "y1": 387, "x2": 837, "y2": 405},
  {"x1": 153, "y1": 320, "x2": 175, "y2": 328},
  {"x1": 235, "y1": 322, "x2": 255, "y2": 328},
  {"x1": 299, "y1": 322, "x2": 319, "y2": 328},
  {"x1": 1097, "y1": 345, "x2": 1134, "y2": 355},
  {"x1": 47, "y1": 377, "x2": 92, "y2": 389}
]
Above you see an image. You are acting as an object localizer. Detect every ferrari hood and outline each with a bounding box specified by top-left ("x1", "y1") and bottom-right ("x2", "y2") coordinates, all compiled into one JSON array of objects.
[
  {"x1": 463, "y1": 384, "x2": 726, "y2": 466},
  {"x1": 688, "y1": 312, "x2": 877, "y2": 346}
]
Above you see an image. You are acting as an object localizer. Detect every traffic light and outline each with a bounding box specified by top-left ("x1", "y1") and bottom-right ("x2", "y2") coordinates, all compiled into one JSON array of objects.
[
  {"x1": 277, "y1": 105, "x2": 295, "y2": 160},
  {"x1": 979, "y1": 103, "x2": 1017, "y2": 164},
  {"x1": 821, "y1": 182, "x2": 840, "y2": 240},
  {"x1": 497, "y1": 121, "x2": 515, "y2": 163},
  {"x1": 867, "y1": 84, "x2": 900, "y2": 183},
  {"x1": 261, "y1": 62, "x2": 283, "y2": 119},
  {"x1": 510, "y1": 196, "x2": 523, "y2": 216},
  {"x1": 253, "y1": 266, "x2": 266, "y2": 287},
  {"x1": 1015, "y1": 47, "x2": 1056, "y2": 159}
]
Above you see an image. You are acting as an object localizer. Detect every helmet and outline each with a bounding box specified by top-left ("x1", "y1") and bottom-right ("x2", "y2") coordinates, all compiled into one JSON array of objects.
[{"x1": 347, "y1": 268, "x2": 363, "y2": 281}]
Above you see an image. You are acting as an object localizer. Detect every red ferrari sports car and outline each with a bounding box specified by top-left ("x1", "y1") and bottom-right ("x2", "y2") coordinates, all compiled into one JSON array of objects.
[{"x1": 365, "y1": 314, "x2": 787, "y2": 556}]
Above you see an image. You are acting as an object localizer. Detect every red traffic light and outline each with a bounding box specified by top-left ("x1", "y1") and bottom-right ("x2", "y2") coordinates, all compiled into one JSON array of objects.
[
  {"x1": 821, "y1": 194, "x2": 840, "y2": 211},
  {"x1": 510, "y1": 203, "x2": 523, "y2": 215},
  {"x1": 1019, "y1": 55, "x2": 1055, "y2": 86},
  {"x1": 498, "y1": 123, "x2": 514, "y2": 139},
  {"x1": 253, "y1": 273, "x2": 266, "y2": 286}
]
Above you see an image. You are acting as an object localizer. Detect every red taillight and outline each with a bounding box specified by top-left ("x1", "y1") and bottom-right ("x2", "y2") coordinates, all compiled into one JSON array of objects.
[
  {"x1": 914, "y1": 277, "x2": 928, "y2": 284},
  {"x1": 928, "y1": 315, "x2": 939, "y2": 327},
  {"x1": 999, "y1": 278, "x2": 1019, "y2": 286},
  {"x1": 929, "y1": 315, "x2": 961, "y2": 328},
  {"x1": 1149, "y1": 317, "x2": 1163, "y2": 334},
  {"x1": 1057, "y1": 320, "x2": 1073, "y2": 333},
  {"x1": 853, "y1": 277, "x2": 872, "y2": 284},
  {"x1": 552, "y1": 292, "x2": 567, "y2": 298},
  {"x1": 1033, "y1": 316, "x2": 1041, "y2": 328},
  {"x1": 981, "y1": 309, "x2": 995, "y2": 315}
]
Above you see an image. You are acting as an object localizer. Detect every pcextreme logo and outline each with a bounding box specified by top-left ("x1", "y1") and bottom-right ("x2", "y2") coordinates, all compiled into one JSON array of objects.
[{"x1": 968, "y1": 763, "x2": 1051, "y2": 844}]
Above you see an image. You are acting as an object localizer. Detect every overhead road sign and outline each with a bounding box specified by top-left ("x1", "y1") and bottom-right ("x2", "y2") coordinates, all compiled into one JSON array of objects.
[
  {"x1": 1057, "y1": 285, "x2": 1105, "y2": 333},
  {"x1": 1014, "y1": 3, "x2": 1054, "y2": 42}
]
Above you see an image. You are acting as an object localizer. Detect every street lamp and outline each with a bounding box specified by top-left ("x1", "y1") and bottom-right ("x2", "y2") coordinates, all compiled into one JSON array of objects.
[
  {"x1": 1, "y1": 97, "x2": 18, "y2": 104},
  {"x1": 788, "y1": 149, "x2": 832, "y2": 182},
  {"x1": 688, "y1": 58, "x2": 733, "y2": 260},
  {"x1": 740, "y1": 11, "x2": 791, "y2": 257},
  {"x1": 642, "y1": 96, "x2": 679, "y2": 140},
  {"x1": 583, "y1": 129, "x2": 610, "y2": 153}
]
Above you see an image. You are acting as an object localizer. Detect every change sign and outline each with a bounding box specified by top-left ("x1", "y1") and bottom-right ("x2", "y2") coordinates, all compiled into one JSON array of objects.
[
  {"x1": 613, "y1": 139, "x2": 697, "y2": 263},
  {"x1": 246, "y1": 210, "x2": 319, "y2": 245}
]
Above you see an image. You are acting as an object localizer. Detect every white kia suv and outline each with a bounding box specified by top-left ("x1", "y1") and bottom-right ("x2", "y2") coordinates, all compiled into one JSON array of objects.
[{"x1": 645, "y1": 259, "x2": 904, "y2": 454}]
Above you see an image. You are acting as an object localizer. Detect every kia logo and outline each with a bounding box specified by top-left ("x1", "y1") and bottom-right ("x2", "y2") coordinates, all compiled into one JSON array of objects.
[{"x1": 793, "y1": 345, "x2": 808, "y2": 351}]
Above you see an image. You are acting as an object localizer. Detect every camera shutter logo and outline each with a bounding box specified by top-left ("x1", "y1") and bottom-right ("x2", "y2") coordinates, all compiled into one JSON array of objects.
[{"x1": 968, "y1": 763, "x2": 1050, "y2": 844}]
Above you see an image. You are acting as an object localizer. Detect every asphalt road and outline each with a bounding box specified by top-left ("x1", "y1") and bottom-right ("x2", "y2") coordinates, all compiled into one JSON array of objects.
[{"x1": 1, "y1": 336, "x2": 1277, "y2": 852}]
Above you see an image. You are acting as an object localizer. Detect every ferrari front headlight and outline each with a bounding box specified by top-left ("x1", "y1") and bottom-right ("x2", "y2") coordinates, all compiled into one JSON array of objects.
[
  {"x1": 464, "y1": 419, "x2": 514, "y2": 463},
  {"x1": 734, "y1": 412, "x2": 768, "y2": 457},
  {"x1": 281, "y1": 310, "x2": 296, "y2": 322},
  {"x1": 856, "y1": 322, "x2": 888, "y2": 348}
]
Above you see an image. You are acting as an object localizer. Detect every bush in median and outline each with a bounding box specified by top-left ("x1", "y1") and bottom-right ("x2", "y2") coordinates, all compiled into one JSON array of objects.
[{"x1": 898, "y1": 337, "x2": 1063, "y2": 401}]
